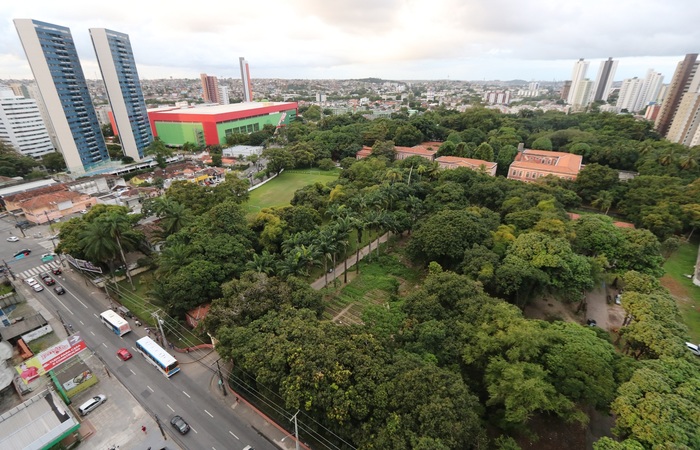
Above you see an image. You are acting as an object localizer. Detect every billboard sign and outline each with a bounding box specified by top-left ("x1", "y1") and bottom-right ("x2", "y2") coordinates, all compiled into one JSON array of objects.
[{"x1": 15, "y1": 333, "x2": 87, "y2": 382}]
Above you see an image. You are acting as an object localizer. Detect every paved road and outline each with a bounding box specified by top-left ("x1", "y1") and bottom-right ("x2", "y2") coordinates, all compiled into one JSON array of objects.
[{"x1": 1, "y1": 224, "x2": 273, "y2": 450}]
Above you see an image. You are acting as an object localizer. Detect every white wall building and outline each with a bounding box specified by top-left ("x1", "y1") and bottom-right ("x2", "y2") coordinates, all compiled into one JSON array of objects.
[
  {"x1": 219, "y1": 85, "x2": 230, "y2": 105},
  {"x1": 567, "y1": 58, "x2": 589, "y2": 104},
  {"x1": 0, "y1": 86, "x2": 54, "y2": 159},
  {"x1": 591, "y1": 57, "x2": 618, "y2": 102},
  {"x1": 571, "y1": 79, "x2": 594, "y2": 108},
  {"x1": 634, "y1": 69, "x2": 664, "y2": 112},
  {"x1": 616, "y1": 78, "x2": 644, "y2": 112}
]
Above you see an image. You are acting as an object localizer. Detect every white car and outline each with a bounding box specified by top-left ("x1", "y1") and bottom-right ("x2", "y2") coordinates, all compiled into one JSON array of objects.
[
  {"x1": 25, "y1": 278, "x2": 38, "y2": 286},
  {"x1": 32, "y1": 284, "x2": 44, "y2": 292},
  {"x1": 6, "y1": 236, "x2": 19, "y2": 242},
  {"x1": 686, "y1": 342, "x2": 700, "y2": 356}
]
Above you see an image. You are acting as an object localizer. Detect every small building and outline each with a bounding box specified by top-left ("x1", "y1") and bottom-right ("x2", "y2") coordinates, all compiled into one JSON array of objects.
[
  {"x1": 355, "y1": 146, "x2": 372, "y2": 160},
  {"x1": 3, "y1": 186, "x2": 95, "y2": 224},
  {"x1": 436, "y1": 156, "x2": 497, "y2": 176},
  {"x1": 507, "y1": 147, "x2": 583, "y2": 182}
]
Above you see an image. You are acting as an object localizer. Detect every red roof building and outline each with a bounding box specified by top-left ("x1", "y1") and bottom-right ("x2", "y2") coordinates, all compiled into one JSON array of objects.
[{"x1": 508, "y1": 149, "x2": 583, "y2": 182}]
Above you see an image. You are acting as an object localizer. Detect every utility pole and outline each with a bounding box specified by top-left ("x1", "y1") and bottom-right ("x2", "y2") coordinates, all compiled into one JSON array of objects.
[
  {"x1": 2, "y1": 260, "x2": 15, "y2": 280},
  {"x1": 154, "y1": 414, "x2": 167, "y2": 440},
  {"x1": 154, "y1": 311, "x2": 168, "y2": 349},
  {"x1": 216, "y1": 359, "x2": 228, "y2": 396},
  {"x1": 290, "y1": 410, "x2": 300, "y2": 450}
]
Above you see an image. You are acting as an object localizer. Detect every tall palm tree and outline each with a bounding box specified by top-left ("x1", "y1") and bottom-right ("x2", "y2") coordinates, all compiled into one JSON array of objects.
[
  {"x1": 99, "y1": 212, "x2": 140, "y2": 289},
  {"x1": 314, "y1": 228, "x2": 336, "y2": 286},
  {"x1": 79, "y1": 221, "x2": 119, "y2": 266},
  {"x1": 158, "y1": 199, "x2": 191, "y2": 237},
  {"x1": 246, "y1": 250, "x2": 277, "y2": 275},
  {"x1": 156, "y1": 244, "x2": 192, "y2": 276},
  {"x1": 592, "y1": 191, "x2": 614, "y2": 215},
  {"x1": 333, "y1": 216, "x2": 353, "y2": 284}
]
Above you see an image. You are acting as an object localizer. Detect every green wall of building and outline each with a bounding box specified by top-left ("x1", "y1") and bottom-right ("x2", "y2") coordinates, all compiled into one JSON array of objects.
[
  {"x1": 155, "y1": 122, "x2": 205, "y2": 146},
  {"x1": 215, "y1": 110, "x2": 296, "y2": 144}
]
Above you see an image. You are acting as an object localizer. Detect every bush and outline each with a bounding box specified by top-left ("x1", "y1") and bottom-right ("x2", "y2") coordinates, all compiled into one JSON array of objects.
[{"x1": 317, "y1": 158, "x2": 335, "y2": 171}]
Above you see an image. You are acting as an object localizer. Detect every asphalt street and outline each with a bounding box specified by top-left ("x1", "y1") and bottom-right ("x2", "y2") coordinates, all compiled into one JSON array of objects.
[{"x1": 1, "y1": 216, "x2": 274, "y2": 450}]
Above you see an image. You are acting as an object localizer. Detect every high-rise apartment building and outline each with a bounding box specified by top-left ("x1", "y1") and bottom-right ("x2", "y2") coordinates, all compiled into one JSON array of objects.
[
  {"x1": 571, "y1": 79, "x2": 594, "y2": 108},
  {"x1": 665, "y1": 65, "x2": 700, "y2": 145},
  {"x1": 200, "y1": 73, "x2": 220, "y2": 104},
  {"x1": 219, "y1": 86, "x2": 230, "y2": 105},
  {"x1": 239, "y1": 57, "x2": 253, "y2": 102},
  {"x1": 14, "y1": 19, "x2": 109, "y2": 173},
  {"x1": 616, "y1": 78, "x2": 644, "y2": 112},
  {"x1": 0, "y1": 86, "x2": 54, "y2": 159},
  {"x1": 90, "y1": 28, "x2": 152, "y2": 161},
  {"x1": 9, "y1": 83, "x2": 30, "y2": 98},
  {"x1": 655, "y1": 53, "x2": 699, "y2": 136},
  {"x1": 567, "y1": 58, "x2": 589, "y2": 105},
  {"x1": 634, "y1": 69, "x2": 664, "y2": 112},
  {"x1": 591, "y1": 57, "x2": 618, "y2": 102}
]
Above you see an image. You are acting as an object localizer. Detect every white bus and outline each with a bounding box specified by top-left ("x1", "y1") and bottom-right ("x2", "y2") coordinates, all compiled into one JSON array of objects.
[
  {"x1": 100, "y1": 310, "x2": 131, "y2": 337},
  {"x1": 135, "y1": 336, "x2": 180, "y2": 377}
]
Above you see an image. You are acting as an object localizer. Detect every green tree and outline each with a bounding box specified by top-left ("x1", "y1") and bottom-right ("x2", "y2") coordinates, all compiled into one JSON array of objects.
[
  {"x1": 530, "y1": 136, "x2": 553, "y2": 150},
  {"x1": 473, "y1": 142, "x2": 495, "y2": 161},
  {"x1": 41, "y1": 152, "x2": 66, "y2": 173},
  {"x1": 145, "y1": 137, "x2": 173, "y2": 168},
  {"x1": 393, "y1": 124, "x2": 424, "y2": 147}
]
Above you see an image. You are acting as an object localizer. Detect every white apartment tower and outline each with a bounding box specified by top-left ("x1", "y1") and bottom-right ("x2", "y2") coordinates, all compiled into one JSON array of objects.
[
  {"x1": 567, "y1": 58, "x2": 589, "y2": 105},
  {"x1": 0, "y1": 86, "x2": 54, "y2": 158},
  {"x1": 616, "y1": 78, "x2": 644, "y2": 112},
  {"x1": 219, "y1": 86, "x2": 230, "y2": 105},
  {"x1": 665, "y1": 66, "x2": 700, "y2": 145},
  {"x1": 571, "y1": 79, "x2": 594, "y2": 108},
  {"x1": 239, "y1": 57, "x2": 253, "y2": 102},
  {"x1": 634, "y1": 69, "x2": 664, "y2": 112}
]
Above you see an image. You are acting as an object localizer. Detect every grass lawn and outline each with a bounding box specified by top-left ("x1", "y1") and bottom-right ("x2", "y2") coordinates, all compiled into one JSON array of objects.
[
  {"x1": 661, "y1": 240, "x2": 700, "y2": 342},
  {"x1": 115, "y1": 272, "x2": 162, "y2": 328},
  {"x1": 245, "y1": 169, "x2": 339, "y2": 214}
]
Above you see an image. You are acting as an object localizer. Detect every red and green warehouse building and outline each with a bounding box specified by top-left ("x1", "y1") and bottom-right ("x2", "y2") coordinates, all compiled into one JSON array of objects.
[{"x1": 147, "y1": 101, "x2": 297, "y2": 147}]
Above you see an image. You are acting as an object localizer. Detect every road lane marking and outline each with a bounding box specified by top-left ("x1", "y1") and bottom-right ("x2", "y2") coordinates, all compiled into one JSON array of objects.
[
  {"x1": 79, "y1": 320, "x2": 84, "y2": 325},
  {"x1": 229, "y1": 431, "x2": 239, "y2": 439},
  {"x1": 90, "y1": 331, "x2": 95, "y2": 336},
  {"x1": 130, "y1": 369, "x2": 135, "y2": 375},
  {"x1": 147, "y1": 385, "x2": 154, "y2": 392},
  {"x1": 183, "y1": 391, "x2": 191, "y2": 398},
  {"x1": 102, "y1": 343, "x2": 107, "y2": 348},
  {"x1": 167, "y1": 404, "x2": 174, "y2": 412},
  {"x1": 190, "y1": 427, "x2": 197, "y2": 434},
  {"x1": 205, "y1": 410, "x2": 213, "y2": 418},
  {"x1": 93, "y1": 313, "x2": 98, "y2": 318}
]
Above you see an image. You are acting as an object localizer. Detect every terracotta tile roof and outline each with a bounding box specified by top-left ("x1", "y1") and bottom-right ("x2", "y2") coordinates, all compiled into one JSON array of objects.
[
  {"x1": 396, "y1": 146, "x2": 437, "y2": 156},
  {"x1": 21, "y1": 190, "x2": 86, "y2": 210},
  {"x1": 3, "y1": 184, "x2": 65, "y2": 203},
  {"x1": 510, "y1": 149, "x2": 582, "y2": 175},
  {"x1": 356, "y1": 147, "x2": 372, "y2": 158},
  {"x1": 436, "y1": 156, "x2": 497, "y2": 170},
  {"x1": 420, "y1": 141, "x2": 443, "y2": 150}
]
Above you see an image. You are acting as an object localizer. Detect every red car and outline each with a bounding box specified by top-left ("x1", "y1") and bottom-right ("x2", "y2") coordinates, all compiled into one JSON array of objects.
[
  {"x1": 117, "y1": 348, "x2": 132, "y2": 361},
  {"x1": 43, "y1": 277, "x2": 55, "y2": 286},
  {"x1": 52, "y1": 267, "x2": 62, "y2": 275}
]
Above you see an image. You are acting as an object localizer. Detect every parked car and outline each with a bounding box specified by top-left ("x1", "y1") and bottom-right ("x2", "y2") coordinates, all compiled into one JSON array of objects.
[
  {"x1": 586, "y1": 319, "x2": 597, "y2": 327},
  {"x1": 25, "y1": 278, "x2": 38, "y2": 286},
  {"x1": 686, "y1": 342, "x2": 700, "y2": 356},
  {"x1": 54, "y1": 286, "x2": 66, "y2": 295},
  {"x1": 78, "y1": 395, "x2": 107, "y2": 416},
  {"x1": 170, "y1": 415, "x2": 190, "y2": 434},
  {"x1": 117, "y1": 348, "x2": 132, "y2": 361},
  {"x1": 6, "y1": 236, "x2": 19, "y2": 242}
]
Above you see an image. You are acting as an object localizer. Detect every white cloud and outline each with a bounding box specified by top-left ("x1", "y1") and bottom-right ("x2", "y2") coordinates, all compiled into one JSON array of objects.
[{"x1": 0, "y1": 0, "x2": 697, "y2": 81}]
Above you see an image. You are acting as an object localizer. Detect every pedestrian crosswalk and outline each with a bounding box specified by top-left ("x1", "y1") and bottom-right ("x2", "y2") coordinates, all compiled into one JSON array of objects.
[{"x1": 18, "y1": 262, "x2": 62, "y2": 280}]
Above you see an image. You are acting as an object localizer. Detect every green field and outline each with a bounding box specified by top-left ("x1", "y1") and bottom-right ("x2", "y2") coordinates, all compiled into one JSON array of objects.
[
  {"x1": 245, "y1": 169, "x2": 339, "y2": 214},
  {"x1": 661, "y1": 241, "x2": 700, "y2": 342}
]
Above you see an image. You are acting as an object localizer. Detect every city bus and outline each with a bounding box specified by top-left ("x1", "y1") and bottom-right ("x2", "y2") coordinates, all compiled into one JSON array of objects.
[
  {"x1": 100, "y1": 310, "x2": 131, "y2": 337},
  {"x1": 135, "y1": 336, "x2": 180, "y2": 377}
]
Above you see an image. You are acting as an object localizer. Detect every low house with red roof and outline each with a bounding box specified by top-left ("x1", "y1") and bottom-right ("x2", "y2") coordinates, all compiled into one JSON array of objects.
[
  {"x1": 185, "y1": 304, "x2": 211, "y2": 329},
  {"x1": 507, "y1": 147, "x2": 583, "y2": 182},
  {"x1": 436, "y1": 156, "x2": 497, "y2": 176},
  {"x1": 356, "y1": 146, "x2": 372, "y2": 160},
  {"x1": 4, "y1": 187, "x2": 95, "y2": 224}
]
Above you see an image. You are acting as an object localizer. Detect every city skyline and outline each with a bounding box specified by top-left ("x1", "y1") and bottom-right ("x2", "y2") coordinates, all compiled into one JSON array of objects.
[{"x1": 1, "y1": 1, "x2": 697, "y2": 82}]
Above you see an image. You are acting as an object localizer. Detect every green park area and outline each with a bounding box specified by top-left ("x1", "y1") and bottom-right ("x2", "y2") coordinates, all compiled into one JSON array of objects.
[
  {"x1": 662, "y1": 240, "x2": 700, "y2": 343},
  {"x1": 245, "y1": 169, "x2": 339, "y2": 214}
]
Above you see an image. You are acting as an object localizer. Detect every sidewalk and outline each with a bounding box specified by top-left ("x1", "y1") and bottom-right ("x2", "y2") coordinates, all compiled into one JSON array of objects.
[
  {"x1": 310, "y1": 232, "x2": 391, "y2": 290},
  {"x1": 207, "y1": 365, "x2": 309, "y2": 450}
]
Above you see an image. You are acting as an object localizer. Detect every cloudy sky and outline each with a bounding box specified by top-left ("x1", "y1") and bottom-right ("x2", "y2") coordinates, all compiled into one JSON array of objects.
[{"x1": 1, "y1": 1, "x2": 697, "y2": 82}]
